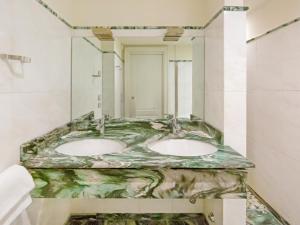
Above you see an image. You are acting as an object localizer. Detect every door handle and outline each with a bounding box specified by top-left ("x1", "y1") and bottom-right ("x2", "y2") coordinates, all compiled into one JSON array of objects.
[{"x1": 92, "y1": 70, "x2": 101, "y2": 78}]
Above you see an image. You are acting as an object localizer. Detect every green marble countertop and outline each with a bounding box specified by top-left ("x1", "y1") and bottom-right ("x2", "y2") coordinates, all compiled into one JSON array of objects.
[{"x1": 20, "y1": 113, "x2": 254, "y2": 169}]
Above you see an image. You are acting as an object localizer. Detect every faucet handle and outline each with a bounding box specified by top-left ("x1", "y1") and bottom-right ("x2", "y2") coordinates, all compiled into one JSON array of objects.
[
  {"x1": 95, "y1": 118, "x2": 105, "y2": 133},
  {"x1": 104, "y1": 114, "x2": 110, "y2": 121},
  {"x1": 190, "y1": 114, "x2": 201, "y2": 121},
  {"x1": 163, "y1": 114, "x2": 174, "y2": 120}
]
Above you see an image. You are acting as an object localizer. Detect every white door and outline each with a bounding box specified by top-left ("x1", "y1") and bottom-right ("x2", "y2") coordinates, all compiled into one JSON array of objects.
[{"x1": 127, "y1": 52, "x2": 164, "y2": 119}]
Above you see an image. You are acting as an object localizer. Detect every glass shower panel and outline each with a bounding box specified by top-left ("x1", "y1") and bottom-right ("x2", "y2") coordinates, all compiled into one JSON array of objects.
[
  {"x1": 168, "y1": 61, "x2": 193, "y2": 118},
  {"x1": 71, "y1": 37, "x2": 102, "y2": 120},
  {"x1": 178, "y1": 61, "x2": 192, "y2": 118}
]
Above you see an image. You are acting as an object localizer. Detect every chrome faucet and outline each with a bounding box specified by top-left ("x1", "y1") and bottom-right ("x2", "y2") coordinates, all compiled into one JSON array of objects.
[
  {"x1": 96, "y1": 118, "x2": 105, "y2": 134},
  {"x1": 104, "y1": 114, "x2": 110, "y2": 121},
  {"x1": 96, "y1": 114, "x2": 110, "y2": 134},
  {"x1": 169, "y1": 116, "x2": 181, "y2": 134}
]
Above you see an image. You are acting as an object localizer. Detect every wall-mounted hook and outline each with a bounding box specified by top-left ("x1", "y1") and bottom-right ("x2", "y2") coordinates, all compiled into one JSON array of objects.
[{"x1": 0, "y1": 53, "x2": 31, "y2": 77}]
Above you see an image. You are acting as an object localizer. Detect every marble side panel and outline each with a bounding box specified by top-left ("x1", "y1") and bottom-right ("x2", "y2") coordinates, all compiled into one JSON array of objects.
[
  {"x1": 29, "y1": 168, "x2": 247, "y2": 200},
  {"x1": 246, "y1": 188, "x2": 289, "y2": 225}
]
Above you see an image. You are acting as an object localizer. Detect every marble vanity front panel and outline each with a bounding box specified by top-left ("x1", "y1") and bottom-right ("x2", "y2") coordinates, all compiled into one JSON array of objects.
[{"x1": 29, "y1": 168, "x2": 247, "y2": 200}]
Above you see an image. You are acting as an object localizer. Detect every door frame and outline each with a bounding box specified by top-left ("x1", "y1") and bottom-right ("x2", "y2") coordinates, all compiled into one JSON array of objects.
[{"x1": 124, "y1": 46, "x2": 168, "y2": 118}]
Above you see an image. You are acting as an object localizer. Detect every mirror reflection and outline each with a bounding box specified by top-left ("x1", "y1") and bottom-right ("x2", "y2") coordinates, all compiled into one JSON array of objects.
[{"x1": 71, "y1": 29, "x2": 205, "y2": 120}]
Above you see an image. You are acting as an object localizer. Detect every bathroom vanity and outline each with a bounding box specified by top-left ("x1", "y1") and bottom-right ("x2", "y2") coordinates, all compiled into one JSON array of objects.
[
  {"x1": 21, "y1": 15, "x2": 252, "y2": 224},
  {"x1": 21, "y1": 112, "x2": 254, "y2": 224}
]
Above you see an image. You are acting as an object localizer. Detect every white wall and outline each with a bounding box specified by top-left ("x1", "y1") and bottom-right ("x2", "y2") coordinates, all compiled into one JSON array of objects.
[
  {"x1": 247, "y1": 19, "x2": 300, "y2": 225},
  {"x1": 114, "y1": 55, "x2": 124, "y2": 118},
  {"x1": 204, "y1": 14, "x2": 224, "y2": 131},
  {"x1": 0, "y1": 0, "x2": 71, "y2": 171},
  {"x1": 102, "y1": 50, "x2": 124, "y2": 118},
  {"x1": 168, "y1": 45, "x2": 193, "y2": 61},
  {"x1": 247, "y1": 2, "x2": 300, "y2": 223},
  {"x1": 204, "y1": 8, "x2": 247, "y2": 225},
  {"x1": 168, "y1": 62, "x2": 176, "y2": 115},
  {"x1": 168, "y1": 61, "x2": 193, "y2": 118},
  {"x1": 0, "y1": 0, "x2": 72, "y2": 223},
  {"x1": 192, "y1": 37, "x2": 205, "y2": 119},
  {"x1": 168, "y1": 45, "x2": 193, "y2": 116},
  {"x1": 246, "y1": 0, "x2": 300, "y2": 40},
  {"x1": 178, "y1": 62, "x2": 193, "y2": 118},
  {"x1": 204, "y1": 10, "x2": 247, "y2": 156},
  {"x1": 223, "y1": 11, "x2": 247, "y2": 156},
  {"x1": 102, "y1": 53, "x2": 115, "y2": 117}
]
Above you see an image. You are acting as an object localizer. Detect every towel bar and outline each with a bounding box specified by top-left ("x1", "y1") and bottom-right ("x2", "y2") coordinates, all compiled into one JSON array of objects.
[{"x1": 0, "y1": 54, "x2": 31, "y2": 63}]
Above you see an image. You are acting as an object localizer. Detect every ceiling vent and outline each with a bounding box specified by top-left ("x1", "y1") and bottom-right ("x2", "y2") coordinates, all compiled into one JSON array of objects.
[
  {"x1": 92, "y1": 27, "x2": 114, "y2": 41},
  {"x1": 163, "y1": 27, "x2": 184, "y2": 41}
]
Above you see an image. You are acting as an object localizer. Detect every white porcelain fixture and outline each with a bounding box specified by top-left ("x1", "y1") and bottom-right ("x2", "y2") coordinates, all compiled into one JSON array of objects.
[
  {"x1": 148, "y1": 139, "x2": 217, "y2": 156},
  {"x1": 55, "y1": 139, "x2": 126, "y2": 156},
  {"x1": 0, "y1": 165, "x2": 35, "y2": 225}
]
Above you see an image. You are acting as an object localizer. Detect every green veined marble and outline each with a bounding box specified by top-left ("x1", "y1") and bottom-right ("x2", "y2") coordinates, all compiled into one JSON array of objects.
[
  {"x1": 67, "y1": 214, "x2": 209, "y2": 225},
  {"x1": 29, "y1": 168, "x2": 246, "y2": 200},
  {"x1": 21, "y1": 113, "x2": 254, "y2": 170}
]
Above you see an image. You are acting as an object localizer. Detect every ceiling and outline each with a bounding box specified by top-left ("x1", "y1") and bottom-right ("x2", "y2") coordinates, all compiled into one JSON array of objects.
[{"x1": 245, "y1": 0, "x2": 268, "y2": 12}]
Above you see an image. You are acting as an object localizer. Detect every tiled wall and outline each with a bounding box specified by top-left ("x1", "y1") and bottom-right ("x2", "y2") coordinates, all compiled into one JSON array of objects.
[
  {"x1": 114, "y1": 54, "x2": 124, "y2": 118},
  {"x1": 223, "y1": 11, "x2": 247, "y2": 156},
  {"x1": 204, "y1": 13, "x2": 224, "y2": 132},
  {"x1": 102, "y1": 52, "x2": 115, "y2": 117},
  {"x1": 204, "y1": 14, "x2": 247, "y2": 223},
  {"x1": 0, "y1": 0, "x2": 71, "y2": 174},
  {"x1": 247, "y1": 20, "x2": 300, "y2": 225},
  {"x1": 204, "y1": 10, "x2": 247, "y2": 156},
  {"x1": 192, "y1": 37, "x2": 205, "y2": 119}
]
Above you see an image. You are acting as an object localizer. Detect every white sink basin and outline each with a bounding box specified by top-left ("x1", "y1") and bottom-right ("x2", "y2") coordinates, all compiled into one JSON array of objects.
[
  {"x1": 148, "y1": 139, "x2": 217, "y2": 157},
  {"x1": 55, "y1": 139, "x2": 126, "y2": 156}
]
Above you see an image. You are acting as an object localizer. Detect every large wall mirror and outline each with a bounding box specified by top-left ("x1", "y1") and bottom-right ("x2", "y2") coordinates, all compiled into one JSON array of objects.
[{"x1": 71, "y1": 28, "x2": 205, "y2": 120}]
